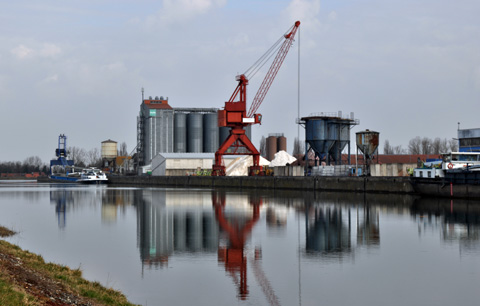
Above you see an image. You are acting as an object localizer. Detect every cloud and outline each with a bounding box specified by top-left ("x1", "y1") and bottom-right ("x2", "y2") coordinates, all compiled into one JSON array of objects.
[
  {"x1": 11, "y1": 43, "x2": 62, "y2": 60},
  {"x1": 227, "y1": 33, "x2": 249, "y2": 47},
  {"x1": 285, "y1": 0, "x2": 321, "y2": 28},
  {"x1": 145, "y1": 0, "x2": 227, "y2": 27},
  {"x1": 42, "y1": 74, "x2": 59, "y2": 83},
  {"x1": 11, "y1": 45, "x2": 34, "y2": 59},
  {"x1": 39, "y1": 43, "x2": 62, "y2": 58},
  {"x1": 328, "y1": 11, "x2": 337, "y2": 22}
]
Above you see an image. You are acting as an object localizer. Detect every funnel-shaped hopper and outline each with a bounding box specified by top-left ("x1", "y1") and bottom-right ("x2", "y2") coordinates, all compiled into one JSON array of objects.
[
  {"x1": 306, "y1": 119, "x2": 335, "y2": 154},
  {"x1": 356, "y1": 130, "x2": 379, "y2": 156}
]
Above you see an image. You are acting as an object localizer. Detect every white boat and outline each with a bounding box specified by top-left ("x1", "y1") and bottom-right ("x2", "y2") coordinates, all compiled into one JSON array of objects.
[
  {"x1": 77, "y1": 168, "x2": 108, "y2": 184},
  {"x1": 442, "y1": 152, "x2": 480, "y2": 171}
]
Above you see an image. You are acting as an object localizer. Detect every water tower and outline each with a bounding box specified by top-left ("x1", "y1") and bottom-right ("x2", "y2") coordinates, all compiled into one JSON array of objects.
[
  {"x1": 356, "y1": 130, "x2": 379, "y2": 176},
  {"x1": 101, "y1": 139, "x2": 118, "y2": 171},
  {"x1": 299, "y1": 112, "x2": 359, "y2": 169}
]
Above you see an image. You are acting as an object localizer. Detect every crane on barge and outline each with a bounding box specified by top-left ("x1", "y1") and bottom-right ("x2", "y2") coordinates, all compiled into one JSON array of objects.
[{"x1": 212, "y1": 21, "x2": 301, "y2": 176}]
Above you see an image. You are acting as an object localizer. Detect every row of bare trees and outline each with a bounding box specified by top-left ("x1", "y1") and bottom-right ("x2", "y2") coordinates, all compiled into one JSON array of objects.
[
  {"x1": 259, "y1": 135, "x2": 457, "y2": 157},
  {"x1": 68, "y1": 147, "x2": 102, "y2": 168},
  {"x1": 0, "y1": 156, "x2": 47, "y2": 173},
  {"x1": 68, "y1": 142, "x2": 128, "y2": 168},
  {"x1": 0, "y1": 142, "x2": 128, "y2": 174},
  {"x1": 384, "y1": 137, "x2": 458, "y2": 155}
]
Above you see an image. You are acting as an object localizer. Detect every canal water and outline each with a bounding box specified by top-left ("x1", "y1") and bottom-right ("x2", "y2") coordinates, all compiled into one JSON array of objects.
[{"x1": 1, "y1": 181, "x2": 480, "y2": 306}]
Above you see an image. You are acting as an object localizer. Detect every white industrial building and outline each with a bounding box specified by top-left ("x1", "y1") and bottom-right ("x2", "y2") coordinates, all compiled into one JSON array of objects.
[{"x1": 150, "y1": 153, "x2": 238, "y2": 176}]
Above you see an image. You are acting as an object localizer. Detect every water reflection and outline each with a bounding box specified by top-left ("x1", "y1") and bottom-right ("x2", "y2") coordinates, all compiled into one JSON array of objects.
[
  {"x1": 42, "y1": 185, "x2": 480, "y2": 304},
  {"x1": 136, "y1": 190, "x2": 219, "y2": 268},
  {"x1": 213, "y1": 191, "x2": 261, "y2": 300},
  {"x1": 411, "y1": 197, "x2": 480, "y2": 254},
  {"x1": 49, "y1": 187, "x2": 134, "y2": 228}
]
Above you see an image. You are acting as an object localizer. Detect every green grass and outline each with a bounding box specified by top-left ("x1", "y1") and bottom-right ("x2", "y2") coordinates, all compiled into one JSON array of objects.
[
  {"x1": 0, "y1": 227, "x2": 140, "y2": 306},
  {"x1": 0, "y1": 277, "x2": 37, "y2": 306}
]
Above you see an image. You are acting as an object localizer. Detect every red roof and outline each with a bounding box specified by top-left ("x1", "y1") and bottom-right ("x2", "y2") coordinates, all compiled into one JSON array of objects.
[
  {"x1": 344, "y1": 154, "x2": 442, "y2": 164},
  {"x1": 143, "y1": 99, "x2": 172, "y2": 109}
]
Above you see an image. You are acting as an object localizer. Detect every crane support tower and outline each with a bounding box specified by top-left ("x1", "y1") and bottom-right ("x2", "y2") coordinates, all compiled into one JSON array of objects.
[{"x1": 212, "y1": 21, "x2": 300, "y2": 176}]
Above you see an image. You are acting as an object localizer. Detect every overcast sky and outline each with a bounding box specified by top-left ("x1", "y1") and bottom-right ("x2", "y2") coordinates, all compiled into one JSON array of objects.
[{"x1": 1, "y1": 0, "x2": 479, "y2": 163}]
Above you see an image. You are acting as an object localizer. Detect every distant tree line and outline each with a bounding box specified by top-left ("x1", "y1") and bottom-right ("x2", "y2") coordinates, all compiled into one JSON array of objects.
[
  {"x1": 384, "y1": 137, "x2": 458, "y2": 155},
  {"x1": 0, "y1": 141, "x2": 128, "y2": 174},
  {"x1": 0, "y1": 156, "x2": 48, "y2": 174}
]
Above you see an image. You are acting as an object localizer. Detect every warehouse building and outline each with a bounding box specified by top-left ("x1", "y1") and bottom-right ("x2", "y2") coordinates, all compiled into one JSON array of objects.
[{"x1": 151, "y1": 153, "x2": 238, "y2": 176}]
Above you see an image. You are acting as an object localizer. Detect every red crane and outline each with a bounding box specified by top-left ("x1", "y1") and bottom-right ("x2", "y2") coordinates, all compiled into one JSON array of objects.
[{"x1": 212, "y1": 21, "x2": 301, "y2": 176}]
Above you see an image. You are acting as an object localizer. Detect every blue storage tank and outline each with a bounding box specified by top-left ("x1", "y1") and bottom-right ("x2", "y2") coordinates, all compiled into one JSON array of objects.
[
  {"x1": 203, "y1": 113, "x2": 218, "y2": 153},
  {"x1": 174, "y1": 112, "x2": 187, "y2": 152},
  {"x1": 187, "y1": 113, "x2": 203, "y2": 152}
]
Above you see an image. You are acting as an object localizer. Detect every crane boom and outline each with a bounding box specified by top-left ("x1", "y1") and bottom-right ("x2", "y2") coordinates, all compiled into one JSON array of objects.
[
  {"x1": 212, "y1": 21, "x2": 300, "y2": 176},
  {"x1": 247, "y1": 21, "x2": 300, "y2": 118}
]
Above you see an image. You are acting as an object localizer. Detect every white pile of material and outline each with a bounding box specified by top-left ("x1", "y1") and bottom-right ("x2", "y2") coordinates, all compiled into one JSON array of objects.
[
  {"x1": 226, "y1": 155, "x2": 270, "y2": 176},
  {"x1": 269, "y1": 150, "x2": 297, "y2": 167}
]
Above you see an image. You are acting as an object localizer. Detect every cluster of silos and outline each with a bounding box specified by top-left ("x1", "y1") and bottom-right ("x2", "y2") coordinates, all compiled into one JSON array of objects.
[
  {"x1": 355, "y1": 130, "x2": 379, "y2": 176},
  {"x1": 173, "y1": 111, "x2": 220, "y2": 153},
  {"x1": 266, "y1": 133, "x2": 287, "y2": 161},
  {"x1": 302, "y1": 112, "x2": 358, "y2": 165}
]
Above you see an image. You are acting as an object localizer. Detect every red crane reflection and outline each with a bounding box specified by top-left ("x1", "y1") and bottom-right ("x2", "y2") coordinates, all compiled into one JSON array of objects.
[{"x1": 213, "y1": 191, "x2": 261, "y2": 300}]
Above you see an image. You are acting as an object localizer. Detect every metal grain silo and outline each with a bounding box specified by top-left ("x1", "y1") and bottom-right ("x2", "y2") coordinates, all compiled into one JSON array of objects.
[
  {"x1": 203, "y1": 113, "x2": 218, "y2": 153},
  {"x1": 305, "y1": 118, "x2": 334, "y2": 156},
  {"x1": 356, "y1": 130, "x2": 379, "y2": 176},
  {"x1": 301, "y1": 113, "x2": 358, "y2": 166},
  {"x1": 174, "y1": 112, "x2": 187, "y2": 152},
  {"x1": 187, "y1": 113, "x2": 203, "y2": 152},
  {"x1": 219, "y1": 127, "x2": 230, "y2": 146},
  {"x1": 356, "y1": 130, "x2": 379, "y2": 157},
  {"x1": 266, "y1": 135, "x2": 277, "y2": 161},
  {"x1": 277, "y1": 135, "x2": 287, "y2": 152}
]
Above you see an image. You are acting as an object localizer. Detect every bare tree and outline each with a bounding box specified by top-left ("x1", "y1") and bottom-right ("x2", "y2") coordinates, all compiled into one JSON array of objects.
[
  {"x1": 420, "y1": 137, "x2": 432, "y2": 154},
  {"x1": 68, "y1": 146, "x2": 87, "y2": 167},
  {"x1": 86, "y1": 148, "x2": 102, "y2": 167},
  {"x1": 22, "y1": 156, "x2": 45, "y2": 172},
  {"x1": 408, "y1": 136, "x2": 422, "y2": 155},
  {"x1": 439, "y1": 138, "x2": 449, "y2": 153},
  {"x1": 118, "y1": 142, "x2": 128, "y2": 156},
  {"x1": 23, "y1": 156, "x2": 44, "y2": 168},
  {"x1": 292, "y1": 137, "x2": 304, "y2": 155},
  {"x1": 383, "y1": 140, "x2": 393, "y2": 154},
  {"x1": 259, "y1": 136, "x2": 266, "y2": 158},
  {"x1": 393, "y1": 145, "x2": 406, "y2": 154},
  {"x1": 383, "y1": 139, "x2": 405, "y2": 154},
  {"x1": 448, "y1": 139, "x2": 458, "y2": 152}
]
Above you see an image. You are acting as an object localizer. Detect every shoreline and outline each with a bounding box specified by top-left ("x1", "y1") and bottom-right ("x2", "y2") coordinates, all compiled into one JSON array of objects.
[
  {"x1": 103, "y1": 175, "x2": 480, "y2": 199},
  {"x1": 0, "y1": 225, "x2": 139, "y2": 306}
]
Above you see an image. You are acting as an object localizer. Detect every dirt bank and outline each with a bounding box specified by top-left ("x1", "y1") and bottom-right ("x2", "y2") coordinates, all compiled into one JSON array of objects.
[{"x1": 0, "y1": 225, "x2": 139, "y2": 306}]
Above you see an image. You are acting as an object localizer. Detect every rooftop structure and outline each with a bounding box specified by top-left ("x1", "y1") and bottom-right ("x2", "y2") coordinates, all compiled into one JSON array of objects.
[{"x1": 458, "y1": 127, "x2": 480, "y2": 152}]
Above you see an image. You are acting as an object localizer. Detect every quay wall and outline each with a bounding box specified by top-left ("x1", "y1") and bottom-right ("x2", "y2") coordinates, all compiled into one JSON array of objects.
[{"x1": 108, "y1": 175, "x2": 416, "y2": 194}]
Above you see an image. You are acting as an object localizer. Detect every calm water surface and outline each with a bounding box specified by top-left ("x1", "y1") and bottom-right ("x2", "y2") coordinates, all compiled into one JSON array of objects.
[{"x1": 1, "y1": 181, "x2": 479, "y2": 306}]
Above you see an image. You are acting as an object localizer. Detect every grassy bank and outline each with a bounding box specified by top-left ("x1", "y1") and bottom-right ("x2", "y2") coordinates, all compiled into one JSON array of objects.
[{"x1": 0, "y1": 225, "x2": 139, "y2": 306}]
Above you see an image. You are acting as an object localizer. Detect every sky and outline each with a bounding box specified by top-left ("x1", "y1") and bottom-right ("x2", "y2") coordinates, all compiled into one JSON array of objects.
[{"x1": 1, "y1": 0, "x2": 479, "y2": 164}]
